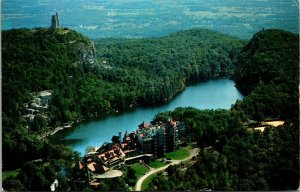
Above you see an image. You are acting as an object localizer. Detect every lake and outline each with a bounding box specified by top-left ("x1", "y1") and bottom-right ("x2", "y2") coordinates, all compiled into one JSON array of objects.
[
  {"x1": 51, "y1": 79, "x2": 244, "y2": 155},
  {"x1": 2, "y1": 0, "x2": 298, "y2": 39}
]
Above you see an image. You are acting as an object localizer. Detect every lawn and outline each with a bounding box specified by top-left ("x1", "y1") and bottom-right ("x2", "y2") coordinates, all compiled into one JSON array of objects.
[
  {"x1": 183, "y1": 145, "x2": 192, "y2": 150},
  {"x1": 130, "y1": 163, "x2": 148, "y2": 179},
  {"x1": 2, "y1": 169, "x2": 20, "y2": 181},
  {"x1": 165, "y1": 148, "x2": 190, "y2": 160},
  {"x1": 141, "y1": 173, "x2": 157, "y2": 190},
  {"x1": 149, "y1": 160, "x2": 166, "y2": 168}
]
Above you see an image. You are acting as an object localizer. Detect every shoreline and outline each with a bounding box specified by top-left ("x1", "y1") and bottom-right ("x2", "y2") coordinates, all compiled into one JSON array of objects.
[
  {"x1": 38, "y1": 77, "x2": 237, "y2": 139},
  {"x1": 38, "y1": 120, "x2": 79, "y2": 139},
  {"x1": 39, "y1": 77, "x2": 235, "y2": 140},
  {"x1": 37, "y1": 85, "x2": 186, "y2": 140}
]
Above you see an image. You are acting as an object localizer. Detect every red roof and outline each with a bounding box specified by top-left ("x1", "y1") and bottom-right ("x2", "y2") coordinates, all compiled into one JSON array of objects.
[
  {"x1": 102, "y1": 165, "x2": 109, "y2": 172},
  {"x1": 98, "y1": 145, "x2": 125, "y2": 161},
  {"x1": 87, "y1": 162, "x2": 97, "y2": 172},
  {"x1": 170, "y1": 120, "x2": 177, "y2": 126},
  {"x1": 139, "y1": 121, "x2": 149, "y2": 128},
  {"x1": 143, "y1": 122, "x2": 149, "y2": 128},
  {"x1": 78, "y1": 162, "x2": 84, "y2": 169}
]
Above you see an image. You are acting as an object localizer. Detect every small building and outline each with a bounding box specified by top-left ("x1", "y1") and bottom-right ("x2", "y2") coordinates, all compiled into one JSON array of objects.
[
  {"x1": 87, "y1": 162, "x2": 109, "y2": 174},
  {"x1": 96, "y1": 144, "x2": 125, "y2": 169},
  {"x1": 51, "y1": 12, "x2": 60, "y2": 28},
  {"x1": 78, "y1": 143, "x2": 126, "y2": 183}
]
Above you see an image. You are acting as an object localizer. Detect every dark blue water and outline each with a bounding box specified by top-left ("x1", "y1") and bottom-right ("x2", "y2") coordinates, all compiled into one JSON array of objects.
[
  {"x1": 2, "y1": 0, "x2": 299, "y2": 39},
  {"x1": 52, "y1": 79, "x2": 243, "y2": 155}
]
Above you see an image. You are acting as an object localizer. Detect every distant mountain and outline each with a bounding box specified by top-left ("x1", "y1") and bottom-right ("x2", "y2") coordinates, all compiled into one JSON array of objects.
[{"x1": 2, "y1": 0, "x2": 299, "y2": 39}]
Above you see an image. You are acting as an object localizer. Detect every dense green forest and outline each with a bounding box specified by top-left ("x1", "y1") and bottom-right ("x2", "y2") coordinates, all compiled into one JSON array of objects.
[
  {"x1": 233, "y1": 29, "x2": 298, "y2": 95},
  {"x1": 94, "y1": 29, "x2": 245, "y2": 106},
  {"x1": 2, "y1": 28, "x2": 299, "y2": 191},
  {"x1": 149, "y1": 29, "x2": 299, "y2": 191},
  {"x1": 232, "y1": 29, "x2": 299, "y2": 121},
  {"x1": 3, "y1": 28, "x2": 244, "y2": 131},
  {"x1": 2, "y1": 28, "x2": 244, "y2": 190},
  {"x1": 151, "y1": 108, "x2": 298, "y2": 190}
]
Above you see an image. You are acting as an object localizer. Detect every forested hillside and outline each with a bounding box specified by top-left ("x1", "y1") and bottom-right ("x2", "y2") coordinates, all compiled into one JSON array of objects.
[
  {"x1": 95, "y1": 29, "x2": 244, "y2": 87},
  {"x1": 3, "y1": 28, "x2": 244, "y2": 133},
  {"x1": 148, "y1": 29, "x2": 299, "y2": 191},
  {"x1": 2, "y1": 28, "x2": 298, "y2": 191},
  {"x1": 152, "y1": 107, "x2": 298, "y2": 191},
  {"x1": 93, "y1": 29, "x2": 245, "y2": 107},
  {"x1": 233, "y1": 29, "x2": 298, "y2": 95},
  {"x1": 2, "y1": 28, "x2": 87, "y2": 190},
  {"x1": 97, "y1": 29, "x2": 244, "y2": 105},
  {"x1": 2, "y1": 28, "x2": 94, "y2": 130},
  {"x1": 2, "y1": 28, "x2": 244, "y2": 191},
  {"x1": 232, "y1": 29, "x2": 299, "y2": 120}
]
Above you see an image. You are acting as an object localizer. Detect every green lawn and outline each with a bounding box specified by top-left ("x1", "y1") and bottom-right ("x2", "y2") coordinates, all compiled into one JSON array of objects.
[
  {"x1": 141, "y1": 173, "x2": 156, "y2": 190},
  {"x1": 149, "y1": 160, "x2": 166, "y2": 168},
  {"x1": 130, "y1": 163, "x2": 148, "y2": 179},
  {"x1": 184, "y1": 145, "x2": 192, "y2": 150},
  {"x1": 165, "y1": 148, "x2": 190, "y2": 160},
  {"x1": 2, "y1": 169, "x2": 20, "y2": 181}
]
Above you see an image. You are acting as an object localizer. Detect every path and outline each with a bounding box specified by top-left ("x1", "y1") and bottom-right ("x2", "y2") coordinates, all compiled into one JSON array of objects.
[
  {"x1": 125, "y1": 154, "x2": 153, "y2": 162},
  {"x1": 93, "y1": 170, "x2": 123, "y2": 179},
  {"x1": 135, "y1": 147, "x2": 200, "y2": 191}
]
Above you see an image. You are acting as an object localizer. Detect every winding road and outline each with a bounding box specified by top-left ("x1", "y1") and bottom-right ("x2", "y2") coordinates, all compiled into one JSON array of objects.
[{"x1": 135, "y1": 147, "x2": 200, "y2": 191}]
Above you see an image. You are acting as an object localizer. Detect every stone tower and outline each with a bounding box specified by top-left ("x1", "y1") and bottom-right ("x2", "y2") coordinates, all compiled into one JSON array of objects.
[{"x1": 51, "y1": 12, "x2": 60, "y2": 28}]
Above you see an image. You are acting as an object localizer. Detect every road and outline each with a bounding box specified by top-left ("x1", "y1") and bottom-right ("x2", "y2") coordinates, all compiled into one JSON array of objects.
[{"x1": 135, "y1": 147, "x2": 200, "y2": 191}]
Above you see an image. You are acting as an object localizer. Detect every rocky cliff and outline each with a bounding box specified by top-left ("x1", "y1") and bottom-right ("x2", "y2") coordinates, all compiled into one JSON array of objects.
[
  {"x1": 77, "y1": 40, "x2": 99, "y2": 70},
  {"x1": 2, "y1": 28, "x2": 103, "y2": 132}
]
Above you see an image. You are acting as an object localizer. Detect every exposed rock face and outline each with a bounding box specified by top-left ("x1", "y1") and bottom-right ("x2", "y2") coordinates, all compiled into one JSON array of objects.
[
  {"x1": 77, "y1": 41, "x2": 99, "y2": 71},
  {"x1": 20, "y1": 33, "x2": 100, "y2": 130},
  {"x1": 4, "y1": 28, "x2": 107, "y2": 133},
  {"x1": 77, "y1": 40, "x2": 113, "y2": 70},
  {"x1": 22, "y1": 90, "x2": 53, "y2": 129}
]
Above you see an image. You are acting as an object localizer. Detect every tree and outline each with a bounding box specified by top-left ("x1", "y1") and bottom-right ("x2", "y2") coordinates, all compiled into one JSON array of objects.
[
  {"x1": 126, "y1": 167, "x2": 137, "y2": 186},
  {"x1": 2, "y1": 177, "x2": 25, "y2": 191}
]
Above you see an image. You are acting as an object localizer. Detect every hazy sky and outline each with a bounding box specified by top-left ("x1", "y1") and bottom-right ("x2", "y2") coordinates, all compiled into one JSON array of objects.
[{"x1": 2, "y1": 0, "x2": 299, "y2": 39}]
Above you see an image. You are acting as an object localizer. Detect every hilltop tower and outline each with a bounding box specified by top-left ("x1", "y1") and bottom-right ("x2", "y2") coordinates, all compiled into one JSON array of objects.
[{"x1": 51, "y1": 12, "x2": 60, "y2": 28}]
